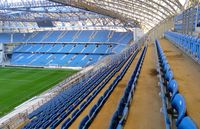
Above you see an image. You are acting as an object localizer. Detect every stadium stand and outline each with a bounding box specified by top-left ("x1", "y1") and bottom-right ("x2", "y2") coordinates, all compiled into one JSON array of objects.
[
  {"x1": 0, "y1": 33, "x2": 11, "y2": 43},
  {"x1": 1, "y1": 1, "x2": 200, "y2": 129},
  {"x1": 0, "y1": 30, "x2": 132, "y2": 44},
  {"x1": 155, "y1": 39, "x2": 198, "y2": 129},
  {"x1": 22, "y1": 41, "x2": 139, "y2": 129},
  {"x1": 9, "y1": 30, "x2": 133, "y2": 67},
  {"x1": 11, "y1": 43, "x2": 113, "y2": 67}
]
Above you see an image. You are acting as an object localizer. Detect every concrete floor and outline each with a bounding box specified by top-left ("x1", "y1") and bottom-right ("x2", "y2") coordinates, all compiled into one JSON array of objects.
[{"x1": 124, "y1": 43, "x2": 164, "y2": 129}]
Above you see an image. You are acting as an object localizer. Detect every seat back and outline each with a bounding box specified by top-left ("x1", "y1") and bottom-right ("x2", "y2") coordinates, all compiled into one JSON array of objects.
[
  {"x1": 171, "y1": 94, "x2": 186, "y2": 125},
  {"x1": 165, "y1": 70, "x2": 174, "y2": 81},
  {"x1": 79, "y1": 115, "x2": 89, "y2": 129},
  {"x1": 167, "y1": 79, "x2": 178, "y2": 101},
  {"x1": 178, "y1": 116, "x2": 198, "y2": 129},
  {"x1": 163, "y1": 63, "x2": 170, "y2": 73}
]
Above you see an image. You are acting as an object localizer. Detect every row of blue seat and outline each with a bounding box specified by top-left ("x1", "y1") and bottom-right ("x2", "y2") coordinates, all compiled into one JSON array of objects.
[
  {"x1": 11, "y1": 41, "x2": 129, "y2": 67},
  {"x1": 155, "y1": 39, "x2": 198, "y2": 129},
  {"x1": 78, "y1": 47, "x2": 140, "y2": 129},
  {"x1": 165, "y1": 31, "x2": 200, "y2": 61},
  {"x1": 109, "y1": 46, "x2": 147, "y2": 129},
  {"x1": 11, "y1": 53, "x2": 104, "y2": 67},
  {"x1": 61, "y1": 47, "x2": 138, "y2": 129},
  {"x1": 0, "y1": 30, "x2": 133, "y2": 43},
  {"x1": 9, "y1": 29, "x2": 133, "y2": 67},
  {"x1": 155, "y1": 39, "x2": 171, "y2": 129},
  {"x1": 23, "y1": 62, "x2": 118, "y2": 129},
  {"x1": 11, "y1": 43, "x2": 115, "y2": 67},
  {"x1": 14, "y1": 43, "x2": 114, "y2": 54}
]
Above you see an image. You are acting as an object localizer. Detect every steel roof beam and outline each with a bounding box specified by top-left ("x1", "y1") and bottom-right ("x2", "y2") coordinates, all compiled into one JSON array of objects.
[{"x1": 51, "y1": 0, "x2": 183, "y2": 30}]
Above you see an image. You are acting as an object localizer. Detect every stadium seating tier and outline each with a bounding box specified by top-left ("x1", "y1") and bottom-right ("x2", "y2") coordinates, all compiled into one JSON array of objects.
[{"x1": 9, "y1": 30, "x2": 133, "y2": 67}]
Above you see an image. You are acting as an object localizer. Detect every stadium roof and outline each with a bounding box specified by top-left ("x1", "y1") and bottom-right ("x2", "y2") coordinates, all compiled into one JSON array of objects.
[
  {"x1": 51, "y1": 0, "x2": 189, "y2": 31},
  {"x1": 0, "y1": 0, "x2": 195, "y2": 32},
  {"x1": 0, "y1": 0, "x2": 133, "y2": 32}
]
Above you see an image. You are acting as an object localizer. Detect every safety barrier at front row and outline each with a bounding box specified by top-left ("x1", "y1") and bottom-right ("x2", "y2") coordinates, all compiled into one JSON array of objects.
[{"x1": 155, "y1": 39, "x2": 198, "y2": 129}]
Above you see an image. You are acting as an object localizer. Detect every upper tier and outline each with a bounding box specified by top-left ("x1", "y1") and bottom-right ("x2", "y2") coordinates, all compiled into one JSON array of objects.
[{"x1": 0, "y1": 30, "x2": 133, "y2": 44}]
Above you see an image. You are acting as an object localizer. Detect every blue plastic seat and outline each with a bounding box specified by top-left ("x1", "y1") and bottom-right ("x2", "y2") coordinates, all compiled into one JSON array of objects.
[
  {"x1": 167, "y1": 79, "x2": 178, "y2": 101},
  {"x1": 68, "y1": 105, "x2": 74, "y2": 112},
  {"x1": 178, "y1": 116, "x2": 198, "y2": 129},
  {"x1": 72, "y1": 109, "x2": 79, "y2": 118},
  {"x1": 41, "y1": 121, "x2": 50, "y2": 129},
  {"x1": 161, "y1": 55, "x2": 166, "y2": 61},
  {"x1": 87, "y1": 95, "x2": 93, "y2": 102},
  {"x1": 162, "y1": 60, "x2": 168, "y2": 67},
  {"x1": 80, "y1": 101, "x2": 87, "y2": 109},
  {"x1": 50, "y1": 119, "x2": 59, "y2": 129},
  {"x1": 97, "y1": 96, "x2": 104, "y2": 106},
  {"x1": 89, "y1": 105, "x2": 97, "y2": 117},
  {"x1": 163, "y1": 63, "x2": 170, "y2": 73},
  {"x1": 79, "y1": 115, "x2": 89, "y2": 129},
  {"x1": 61, "y1": 118, "x2": 71, "y2": 129},
  {"x1": 122, "y1": 106, "x2": 129, "y2": 119},
  {"x1": 171, "y1": 94, "x2": 186, "y2": 125},
  {"x1": 165, "y1": 70, "x2": 174, "y2": 81},
  {"x1": 116, "y1": 123, "x2": 123, "y2": 129},
  {"x1": 109, "y1": 111, "x2": 119, "y2": 129}
]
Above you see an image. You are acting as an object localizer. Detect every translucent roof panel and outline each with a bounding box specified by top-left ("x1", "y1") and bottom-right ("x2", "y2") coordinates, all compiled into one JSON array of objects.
[
  {"x1": 179, "y1": 0, "x2": 187, "y2": 5},
  {"x1": 0, "y1": 0, "x2": 59, "y2": 9},
  {"x1": 52, "y1": 0, "x2": 187, "y2": 31},
  {"x1": 1, "y1": 0, "x2": 43, "y2": 3},
  {"x1": 0, "y1": 0, "x2": 189, "y2": 32}
]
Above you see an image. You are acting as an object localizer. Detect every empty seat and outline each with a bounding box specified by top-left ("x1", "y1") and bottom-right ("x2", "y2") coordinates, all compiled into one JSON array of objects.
[
  {"x1": 171, "y1": 94, "x2": 186, "y2": 125},
  {"x1": 72, "y1": 109, "x2": 79, "y2": 118},
  {"x1": 163, "y1": 63, "x2": 171, "y2": 73},
  {"x1": 167, "y1": 79, "x2": 179, "y2": 101},
  {"x1": 89, "y1": 105, "x2": 97, "y2": 117},
  {"x1": 79, "y1": 115, "x2": 89, "y2": 129},
  {"x1": 165, "y1": 70, "x2": 174, "y2": 81},
  {"x1": 178, "y1": 116, "x2": 198, "y2": 129},
  {"x1": 61, "y1": 118, "x2": 71, "y2": 129},
  {"x1": 109, "y1": 111, "x2": 119, "y2": 129}
]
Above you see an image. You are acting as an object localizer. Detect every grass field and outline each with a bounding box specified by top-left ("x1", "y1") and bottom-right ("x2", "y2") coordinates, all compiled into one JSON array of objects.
[{"x1": 0, "y1": 67, "x2": 78, "y2": 117}]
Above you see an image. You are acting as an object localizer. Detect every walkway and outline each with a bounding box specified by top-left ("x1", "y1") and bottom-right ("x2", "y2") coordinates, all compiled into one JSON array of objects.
[{"x1": 124, "y1": 43, "x2": 164, "y2": 129}]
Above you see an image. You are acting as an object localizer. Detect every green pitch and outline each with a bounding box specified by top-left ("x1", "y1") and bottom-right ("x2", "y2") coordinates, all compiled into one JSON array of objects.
[{"x1": 0, "y1": 67, "x2": 78, "y2": 117}]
